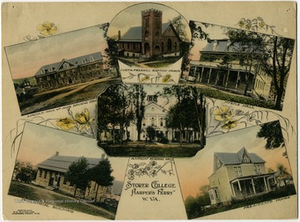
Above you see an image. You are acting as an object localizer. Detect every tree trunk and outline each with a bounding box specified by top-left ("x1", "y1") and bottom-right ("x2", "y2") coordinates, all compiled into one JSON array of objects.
[
  {"x1": 73, "y1": 187, "x2": 77, "y2": 197},
  {"x1": 94, "y1": 184, "x2": 99, "y2": 202},
  {"x1": 275, "y1": 90, "x2": 283, "y2": 110}
]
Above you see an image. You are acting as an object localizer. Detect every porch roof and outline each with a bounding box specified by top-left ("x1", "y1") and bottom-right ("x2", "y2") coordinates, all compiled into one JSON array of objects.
[{"x1": 230, "y1": 172, "x2": 275, "y2": 183}]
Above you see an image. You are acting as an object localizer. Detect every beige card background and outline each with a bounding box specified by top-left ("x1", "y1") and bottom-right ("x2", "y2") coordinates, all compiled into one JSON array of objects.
[{"x1": 2, "y1": 1, "x2": 297, "y2": 220}]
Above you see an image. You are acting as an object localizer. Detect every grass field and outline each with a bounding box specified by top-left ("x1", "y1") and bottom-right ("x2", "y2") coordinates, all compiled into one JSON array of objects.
[
  {"x1": 19, "y1": 79, "x2": 121, "y2": 115},
  {"x1": 98, "y1": 141, "x2": 203, "y2": 157},
  {"x1": 182, "y1": 82, "x2": 278, "y2": 110},
  {"x1": 8, "y1": 181, "x2": 115, "y2": 219}
]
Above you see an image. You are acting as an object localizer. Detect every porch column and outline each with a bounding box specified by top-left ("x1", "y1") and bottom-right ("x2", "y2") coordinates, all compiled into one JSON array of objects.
[
  {"x1": 214, "y1": 72, "x2": 219, "y2": 85},
  {"x1": 238, "y1": 180, "x2": 241, "y2": 191},
  {"x1": 225, "y1": 70, "x2": 230, "y2": 88},
  {"x1": 251, "y1": 178, "x2": 257, "y2": 194},
  {"x1": 235, "y1": 71, "x2": 240, "y2": 89},
  {"x1": 193, "y1": 66, "x2": 197, "y2": 80},
  {"x1": 231, "y1": 182, "x2": 236, "y2": 197},
  {"x1": 263, "y1": 177, "x2": 269, "y2": 192},
  {"x1": 207, "y1": 68, "x2": 212, "y2": 84},
  {"x1": 199, "y1": 67, "x2": 204, "y2": 82}
]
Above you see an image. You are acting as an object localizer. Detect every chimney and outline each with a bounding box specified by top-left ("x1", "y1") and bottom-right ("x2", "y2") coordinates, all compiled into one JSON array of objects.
[
  {"x1": 118, "y1": 30, "x2": 121, "y2": 41},
  {"x1": 55, "y1": 151, "x2": 59, "y2": 156},
  {"x1": 101, "y1": 153, "x2": 105, "y2": 159}
]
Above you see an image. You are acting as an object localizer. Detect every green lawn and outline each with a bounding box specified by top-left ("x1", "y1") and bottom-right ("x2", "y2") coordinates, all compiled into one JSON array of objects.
[
  {"x1": 8, "y1": 181, "x2": 115, "y2": 219},
  {"x1": 194, "y1": 86, "x2": 278, "y2": 110},
  {"x1": 8, "y1": 181, "x2": 39, "y2": 200},
  {"x1": 98, "y1": 142, "x2": 203, "y2": 157}
]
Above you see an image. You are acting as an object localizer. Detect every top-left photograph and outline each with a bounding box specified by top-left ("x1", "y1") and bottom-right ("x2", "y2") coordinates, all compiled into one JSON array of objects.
[{"x1": 5, "y1": 23, "x2": 121, "y2": 115}]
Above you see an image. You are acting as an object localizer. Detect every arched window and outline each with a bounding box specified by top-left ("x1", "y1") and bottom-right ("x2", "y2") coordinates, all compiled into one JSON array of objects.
[
  {"x1": 174, "y1": 42, "x2": 177, "y2": 51},
  {"x1": 167, "y1": 38, "x2": 172, "y2": 51},
  {"x1": 154, "y1": 45, "x2": 160, "y2": 53}
]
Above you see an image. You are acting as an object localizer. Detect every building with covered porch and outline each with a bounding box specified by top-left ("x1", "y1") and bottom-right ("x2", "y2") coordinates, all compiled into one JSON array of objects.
[
  {"x1": 208, "y1": 147, "x2": 276, "y2": 206},
  {"x1": 188, "y1": 39, "x2": 272, "y2": 100}
]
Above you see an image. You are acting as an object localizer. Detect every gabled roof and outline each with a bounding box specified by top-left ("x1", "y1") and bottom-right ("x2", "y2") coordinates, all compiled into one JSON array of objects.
[
  {"x1": 215, "y1": 147, "x2": 265, "y2": 165},
  {"x1": 35, "y1": 52, "x2": 102, "y2": 76},
  {"x1": 201, "y1": 39, "x2": 261, "y2": 55},
  {"x1": 145, "y1": 101, "x2": 168, "y2": 113},
  {"x1": 37, "y1": 154, "x2": 104, "y2": 173},
  {"x1": 162, "y1": 23, "x2": 171, "y2": 34},
  {"x1": 119, "y1": 22, "x2": 176, "y2": 43},
  {"x1": 119, "y1": 26, "x2": 142, "y2": 42}
]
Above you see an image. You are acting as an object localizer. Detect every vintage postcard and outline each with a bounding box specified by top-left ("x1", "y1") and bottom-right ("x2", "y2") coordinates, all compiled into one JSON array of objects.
[
  {"x1": 176, "y1": 121, "x2": 296, "y2": 219},
  {"x1": 106, "y1": 2, "x2": 191, "y2": 84},
  {"x1": 5, "y1": 24, "x2": 121, "y2": 115},
  {"x1": 97, "y1": 84, "x2": 206, "y2": 157},
  {"x1": 182, "y1": 20, "x2": 295, "y2": 111},
  {"x1": 6, "y1": 122, "x2": 128, "y2": 220},
  {"x1": 2, "y1": 1, "x2": 297, "y2": 220}
]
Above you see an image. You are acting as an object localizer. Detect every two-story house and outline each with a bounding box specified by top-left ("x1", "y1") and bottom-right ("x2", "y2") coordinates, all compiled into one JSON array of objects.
[
  {"x1": 188, "y1": 39, "x2": 272, "y2": 100},
  {"x1": 208, "y1": 147, "x2": 276, "y2": 206}
]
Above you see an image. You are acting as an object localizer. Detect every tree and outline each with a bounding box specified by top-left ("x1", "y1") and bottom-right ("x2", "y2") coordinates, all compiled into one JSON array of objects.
[
  {"x1": 15, "y1": 162, "x2": 37, "y2": 183},
  {"x1": 131, "y1": 84, "x2": 146, "y2": 141},
  {"x1": 90, "y1": 158, "x2": 114, "y2": 202},
  {"x1": 257, "y1": 121, "x2": 284, "y2": 149},
  {"x1": 229, "y1": 18, "x2": 295, "y2": 109},
  {"x1": 65, "y1": 157, "x2": 91, "y2": 197},
  {"x1": 163, "y1": 86, "x2": 206, "y2": 147},
  {"x1": 100, "y1": 23, "x2": 121, "y2": 77},
  {"x1": 184, "y1": 195, "x2": 201, "y2": 219},
  {"x1": 98, "y1": 84, "x2": 134, "y2": 143},
  {"x1": 261, "y1": 36, "x2": 294, "y2": 109},
  {"x1": 146, "y1": 126, "x2": 156, "y2": 142},
  {"x1": 225, "y1": 29, "x2": 264, "y2": 95}
]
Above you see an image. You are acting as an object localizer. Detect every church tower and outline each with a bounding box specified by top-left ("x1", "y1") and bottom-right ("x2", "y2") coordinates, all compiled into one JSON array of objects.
[{"x1": 141, "y1": 9, "x2": 162, "y2": 56}]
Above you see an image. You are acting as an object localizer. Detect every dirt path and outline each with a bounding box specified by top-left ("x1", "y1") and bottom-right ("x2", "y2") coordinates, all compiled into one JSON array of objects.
[{"x1": 21, "y1": 77, "x2": 117, "y2": 115}]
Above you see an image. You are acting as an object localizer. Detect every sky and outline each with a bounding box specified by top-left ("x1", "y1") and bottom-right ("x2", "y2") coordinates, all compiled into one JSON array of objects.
[
  {"x1": 16, "y1": 122, "x2": 128, "y2": 182},
  {"x1": 107, "y1": 2, "x2": 191, "y2": 41},
  {"x1": 142, "y1": 85, "x2": 177, "y2": 110},
  {"x1": 5, "y1": 25, "x2": 108, "y2": 80},
  {"x1": 175, "y1": 124, "x2": 293, "y2": 199},
  {"x1": 189, "y1": 21, "x2": 228, "y2": 61}
]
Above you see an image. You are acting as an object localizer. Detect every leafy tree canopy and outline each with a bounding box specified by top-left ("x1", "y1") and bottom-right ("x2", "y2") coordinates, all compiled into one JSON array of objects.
[{"x1": 257, "y1": 121, "x2": 284, "y2": 149}]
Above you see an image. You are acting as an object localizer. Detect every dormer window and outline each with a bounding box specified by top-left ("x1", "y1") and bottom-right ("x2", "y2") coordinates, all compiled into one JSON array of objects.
[
  {"x1": 63, "y1": 63, "x2": 69, "y2": 69},
  {"x1": 90, "y1": 56, "x2": 94, "y2": 62},
  {"x1": 243, "y1": 154, "x2": 251, "y2": 163}
]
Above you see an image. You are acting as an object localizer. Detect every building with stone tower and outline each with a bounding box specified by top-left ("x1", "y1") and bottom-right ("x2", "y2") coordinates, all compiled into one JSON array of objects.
[{"x1": 117, "y1": 9, "x2": 181, "y2": 57}]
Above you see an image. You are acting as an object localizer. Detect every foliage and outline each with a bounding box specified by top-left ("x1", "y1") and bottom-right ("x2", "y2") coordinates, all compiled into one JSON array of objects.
[
  {"x1": 162, "y1": 85, "x2": 206, "y2": 147},
  {"x1": 132, "y1": 85, "x2": 146, "y2": 141},
  {"x1": 98, "y1": 84, "x2": 134, "y2": 143},
  {"x1": 90, "y1": 158, "x2": 115, "y2": 202},
  {"x1": 257, "y1": 121, "x2": 284, "y2": 149},
  {"x1": 229, "y1": 18, "x2": 295, "y2": 109},
  {"x1": 184, "y1": 186, "x2": 211, "y2": 219},
  {"x1": 146, "y1": 126, "x2": 156, "y2": 142},
  {"x1": 14, "y1": 161, "x2": 37, "y2": 183},
  {"x1": 65, "y1": 157, "x2": 91, "y2": 197}
]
